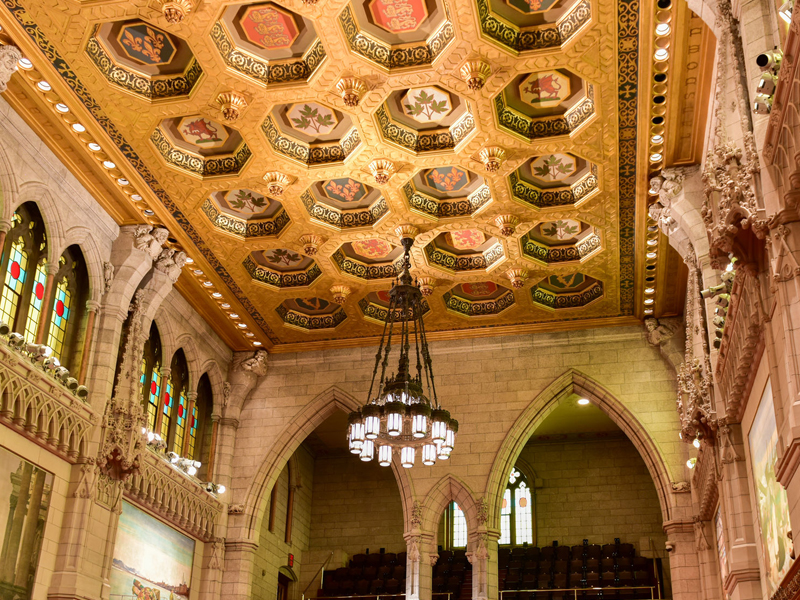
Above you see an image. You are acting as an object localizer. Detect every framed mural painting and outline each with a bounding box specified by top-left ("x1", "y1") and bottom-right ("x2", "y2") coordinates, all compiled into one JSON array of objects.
[
  {"x1": 0, "y1": 446, "x2": 54, "y2": 600},
  {"x1": 748, "y1": 380, "x2": 793, "y2": 594},
  {"x1": 111, "y1": 500, "x2": 195, "y2": 600}
]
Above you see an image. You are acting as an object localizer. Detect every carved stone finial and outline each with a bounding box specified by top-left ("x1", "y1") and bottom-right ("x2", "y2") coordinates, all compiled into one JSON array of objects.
[
  {"x1": 299, "y1": 234, "x2": 324, "y2": 256},
  {"x1": 479, "y1": 146, "x2": 505, "y2": 173},
  {"x1": 460, "y1": 60, "x2": 492, "y2": 91},
  {"x1": 160, "y1": 0, "x2": 193, "y2": 23},
  {"x1": 336, "y1": 76, "x2": 367, "y2": 107},
  {"x1": 263, "y1": 171, "x2": 291, "y2": 196},
  {"x1": 368, "y1": 159, "x2": 396, "y2": 185},
  {"x1": 506, "y1": 268, "x2": 528, "y2": 289},
  {"x1": 217, "y1": 91, "x2": 248, "y2": 122},
  {"x1": 417, "y1": 277, "x2": 435, "y2": 297},
  {"x1": 331, "y1": 285, "x2": 351, "y2": 305},
  {"x1": 494, "y1": 214, "x2": 519, "y2": 237},
  {"x1": 0, "y1": 45, "x2": 22, "y2": 93},
  {"x1": 395, "y1": 224, "x2": 419, "y2": 241}
]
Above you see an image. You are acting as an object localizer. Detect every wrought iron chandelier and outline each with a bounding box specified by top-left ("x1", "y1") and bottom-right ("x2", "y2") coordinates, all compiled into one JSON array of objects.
[{"x1": 347, "y1": 232, "x2": 457, "y2": 468}]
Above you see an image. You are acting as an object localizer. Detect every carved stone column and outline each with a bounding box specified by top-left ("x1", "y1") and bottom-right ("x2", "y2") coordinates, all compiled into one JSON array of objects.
[
  {"x1": 405, "y1": 530, "x2": 435, "y2": 600},
  {"x1": 34, "y1": 260, "x2": 60, "y2": 344},
  {"x1": 717, "y1": 422, "x2": 762, "y2": 600},
  {"x1": 663, "y1": 519, "x2": 702, "y2": 600},
  {"x1": 467, "y1": 529, "x2": 499, "y2": 600},
  {"x1": 692, "y1": 516, "x2": 723, "y2": 600},
  {"x1": 77, "y1": 300, "x2": 101, "y2": 385}
]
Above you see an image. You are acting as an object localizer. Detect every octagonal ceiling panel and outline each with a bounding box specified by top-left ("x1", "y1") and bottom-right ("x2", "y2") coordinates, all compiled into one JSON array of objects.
[
  {"x1": 151, "y1": 116, "x2": 251, "y2": 178},
  {"x1": 86, "y1": 20, "x2": 201, "y2": 100},
  {"x1": 301, "y1": 180, "x2": 388, "y2": 230},
  {"x1": 495, "y1": 70, "x2": 595, "y2": 142},
  {"x1": 243, "y1": 249, "x2": 321, "y2": 288},
  {"x1": 424, "y1": 230, "x2": 505, "y2": 274},
  {"x1": 403, "y1": 166, "x2": 492, "y2": 220},
  {"x1": 521, "y1": 219, "x2": 602, "y2": 264},
  {"x1": 201, "y1": 190, "x2": 289, "y2": 239},
  {"x1": 212, "y1": 2, "x2": 325, "y2": 86},
  {"x1": 509, "y1": 153, "x2": 599, "y2": 209},
  {"x1": 359, "y1": 289, "x2": 431, "y2": 324},
  {"x1": 443, "y1": 282, "x2": 516, "y2": 317},
  {"x1": 530, "y1": 273, "x2": 604, "y2": 310},
  {"x1": 11, "y1": 0, "x2": 691, "y2": 348},
  {"x1": 276, "y1": 297, "x2": 347, "y2": 331},
  {"x1": 338, "y1": 0, "x2": 453, "y2": 71}
]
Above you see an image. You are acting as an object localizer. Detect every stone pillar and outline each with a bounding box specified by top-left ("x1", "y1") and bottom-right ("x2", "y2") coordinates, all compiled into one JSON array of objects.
[
  {"x1": 183, "y1": 390, "x2": 198, "y2": 457},
  {"x1": 13, "y1": 468, "x2": 46, "y2": 587},
  {"x1": 467, "y1": 530, "x2": 499, "y2": 600},
  {"x1": 693, "y1": 517, "x2": 723, "y2": 600},
  {"x1": 154, "y1": 366, "x2": 172, "y2": 440},
  {"x1": 405, "y1": 531, "x2": 434, "y2": 600},
  {"x1": 206, "y1": 414, "x2": 220, "y2": 481},
  {"x1": 0, "y1": 462, "x2": 32, "y2": 581},
  {"x1": 663, "y1": 519, "x2": 702, "y2": 600},
  {"x1": 77, "y1": 300, "x2": 101, "y2": 385},
  {"x1": 34, "y1": 261, "x2": 60, "y2": 344},
  {"x1": 718, "y1": 423, "x2": 762, "y2": 600}
]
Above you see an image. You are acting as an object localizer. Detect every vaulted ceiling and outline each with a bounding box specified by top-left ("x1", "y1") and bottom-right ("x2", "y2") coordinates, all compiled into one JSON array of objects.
[{"x1": 0, "y1": 0, "x2": 711, "y2": 351}]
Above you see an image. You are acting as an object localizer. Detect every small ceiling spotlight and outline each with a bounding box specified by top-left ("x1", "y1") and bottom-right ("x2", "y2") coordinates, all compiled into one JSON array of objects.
[
  {"x1": 577, "y1": 398, "x2": 590, "y2": 406},
  {"x1": 753, "y1": 94, "x2": 773, "y2": 114},
  {"x1": 686, "y1": 458, "x2": 697, "y2": 469},
  {"x1": 779, "y1": 0, "x2": 793, "y2": 22}
]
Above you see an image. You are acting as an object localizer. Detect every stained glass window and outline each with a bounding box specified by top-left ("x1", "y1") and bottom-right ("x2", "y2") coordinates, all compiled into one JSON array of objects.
[
  {"x1": 173, "y1": 390, "x2": 187, "y2": 454},
  {"x1": 0, "y1": 238, "x2": 28, "y2": 329},
  {"x1": 500, "y1": 467, "x2": 534, "y2": 546},
  {"x1": 147, "y1": 366, "x2": 161, "y2": 431},
  {"x1": 24, "y1": 263, "x2": 46, "y2": 342},
  {"x1": 161, "y1": 377, "x2": 174, "y2": 440},
  {"x1": 187, "y1": 402, "x2": 199, "y2": 458},
  {"x1": 46, "y1": 277, "x2": 71, "y2": 360},
  {"x1": 451, "y1": 502, "x2": 468, "y2": 548}
]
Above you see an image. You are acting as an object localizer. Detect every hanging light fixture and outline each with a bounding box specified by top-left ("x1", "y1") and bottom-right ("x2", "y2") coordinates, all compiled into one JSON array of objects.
[{"x1": 347, "y1": 231, "x2": 457, "y2": 468}]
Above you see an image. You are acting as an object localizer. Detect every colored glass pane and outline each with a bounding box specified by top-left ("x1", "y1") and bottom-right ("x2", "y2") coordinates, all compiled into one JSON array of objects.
[
  {"x1": 451, "y1": 502, "x2": 467, "y2": 548},
  {"x1": 173, "y1": 391, "x2": 187, "y2": 454},
  {"x1": 147, "y1": 367, "x2": 161, "y2": 431},
  {"x1": 514, "y1": 482, "x2": 533, "y2": 544},
  {"x1": 187, "y1": 404, "x2": 198, "y2": 458},
  {"x1": 0, "y1": 238, "x2": 28, "y2": 329},
  {"x1": 499, "y1": 488, "x2": 511, "y2": 544},
  {"x1": 161, "y1": 379, "x2": 174, "y2": 439},
  {"x1": 45, "y1": 277, "x2": 71, "y2": 361},
  {"x1": 24, "y1": 262, "x2": 46, "y2": 342}
]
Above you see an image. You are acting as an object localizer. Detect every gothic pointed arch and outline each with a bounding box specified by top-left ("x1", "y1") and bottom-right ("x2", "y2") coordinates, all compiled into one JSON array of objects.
[
  {"x1": 485, "y1": 369, "x2": 676, "y2": 528},
  {"x1": 421, "y1": 473, "x2": 480, "y2": 546}
]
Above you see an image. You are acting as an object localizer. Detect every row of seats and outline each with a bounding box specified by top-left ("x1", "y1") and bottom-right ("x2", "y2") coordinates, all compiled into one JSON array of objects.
[
  {"x1": 499, "y1": 542, "x2": 638, "y2": 567},
  {"x1": 351, "y1": 552, "x2": 408, "y2": 567}
]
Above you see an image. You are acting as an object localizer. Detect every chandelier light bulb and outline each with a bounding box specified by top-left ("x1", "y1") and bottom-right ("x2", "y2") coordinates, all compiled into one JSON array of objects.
[
  {"x1": 348, "y1": 435, "x2": 363, "y2": 455},
  {"x1": 360, "y1": 440, "x2": 375, "y2": 462},
  {"x1": 422, "y1": 444, "x2": 437, "y2": 466},
  {"x1": 378, "y1": 445, "x2": 392, "y2": 467},
  {"x1": 431, "y1": 409, "x2": 449, "y2": 443},
  {"x1": 386, "y1": 402, "x2": 405, "y2": 436},
  {"x1": 412, "y1": 404, "x2": 431, "y2": 438},
  {"x1": 363, "y1": 405, "x2": 381, "y2": 440},
  {"x1": 401, "y1": 446, "x2": 416, "y2": 468}
]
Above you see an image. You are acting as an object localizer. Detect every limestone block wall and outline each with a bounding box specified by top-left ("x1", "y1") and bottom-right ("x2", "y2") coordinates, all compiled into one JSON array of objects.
[{"x1": 519, "y1": 436, "x2": 666, "y2": 549}]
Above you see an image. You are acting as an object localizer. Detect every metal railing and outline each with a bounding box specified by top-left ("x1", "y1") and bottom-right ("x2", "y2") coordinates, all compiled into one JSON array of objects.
[
  {"x1": 311, "y1": 594, "x2": 451, "y2": 600},
  {"x1": 500, "y1": 587, "x2": 658, "y2": 599}
]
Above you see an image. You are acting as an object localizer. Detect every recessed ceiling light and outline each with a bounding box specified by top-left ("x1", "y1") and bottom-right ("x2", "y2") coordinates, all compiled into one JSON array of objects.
[
  {"x1": 72, "y1": 123, "x2": 86, "y2": 133},
  {"x1": 253, "y1": 341, "x2": 262, "y2": 346},
  {"x1": 644, "y1": 308, "x2": 654, "y2": 315},
  {"x1": 211, "y1": 292, "x2": 222, "y2": 298},
  {"x1": 130, "y1": 194, "x2": 142, "y2": 201},
  {"x1": 117, "y1": 178, "x2": 129, "y2": 186},
  {"x1": 649, "y1": 153, "x2": 663, "y2": 162},
  {"x1": 645, "y1": 287, "x2": 655, "y2": 294},
  {"x1": 646, "y1": 251, "x2": 657, "y2": 259},
  {"x1": 644, "y1": 298, "x2": 655, "y2": 305},
  {"x1": 229, "y1": 313, "x2": 239, "y2": 319},
  {"x1": 55, "y1": 103, "x2": 69, "y2": 113},
  {"x1": 654, "y1": 48, "x2": 669, "y2": 61},
  {"x1": 238, "y1": 323, "x2": 247, "y2": 329},
  {"x1": 193, "y1": 269, "x2": 203, "y2": 276},
  {"x1": 17, "y1": 58, "x2": 32, "y2": 70},
  {"x1": 655, "y1": 23, "x2": 671, "y2": 35},
  {"x1": 647, "y1": 238, "x2": 658, "y2": 246},
  {"x1": 185, "y1": 257, "x2": 194, "y2": 264},
  {"x1": 577, "y1": 398, "x2": 590, "y2": 406},
  {"x1": 143, "y1": 209, "x2": 154, "y2": 216},
  {"x1": 221, "y1": 303, "x2": 230, "y2": 309},
  {"x1": 246, "y1": 332, "x2": 255, "y2": 337},
  {"x1": 202, "y1": 281, "x2": 213, "y2": 287},
  {"x1": 651, "y1": 135, "x2": 664, "y2": 144},
  {"x1": 37, "y1": 81, "x2": 51, "y2": 92},
  {"x1": 88, "y1": 142, "x2": 102, "y2": 151},
  {"x1": 102, "y1": 160, "x2": 116, "y2": 169}
]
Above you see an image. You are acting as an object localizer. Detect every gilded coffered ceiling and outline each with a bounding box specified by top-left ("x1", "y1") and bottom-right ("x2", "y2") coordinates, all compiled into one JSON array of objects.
[{"x1": 0, "y1": 0, "x2": 709, "y2": 351}]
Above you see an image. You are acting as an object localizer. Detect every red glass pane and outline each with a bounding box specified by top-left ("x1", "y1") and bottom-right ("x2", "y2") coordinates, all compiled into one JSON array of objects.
[
  {"x1": 56, "y1": 299, "x2": 65, "y2": 317},
  {"x1": 35, "y1": 282, "x2": 44, "y2": 300},
  {"x1": 150, "y1": 381, "x2": 157, "y2": 395},
  {"x1": 164, "y1": 393, "x2": 170, "y2": 405},
  {"x1": 191, "y1": 416, "x2": 196, "y2": 427},
  {"x1": 10, "y1": 261, "x2": 20, "y2": 280},
  {"x1": 178, "y1": 405, "x2": 184, "y2": 417}
]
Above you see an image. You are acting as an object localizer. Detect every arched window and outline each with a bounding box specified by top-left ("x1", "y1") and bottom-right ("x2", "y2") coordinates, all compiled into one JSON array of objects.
[
  {"x1": 499, "y1": 468, "x2": 534, "y2": 546},
  {"x1": 162, "y1": 349, "x2": 189, "y2": 454},
  {"x1": 442, "y1": 502, "x2": 469, "y2": 549},
  {"x1": 140, "y1": 323, "x2": 162, "y2": 432},
  {"x1": 45, "y1": 245, "x2": 88, "y2": 366},
  {"x1": 0, "y1": 203, "x2": 46, "y2": 334},
  {"x1": 191, "y1": 373, "x2": 213, "y2": 465}
]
